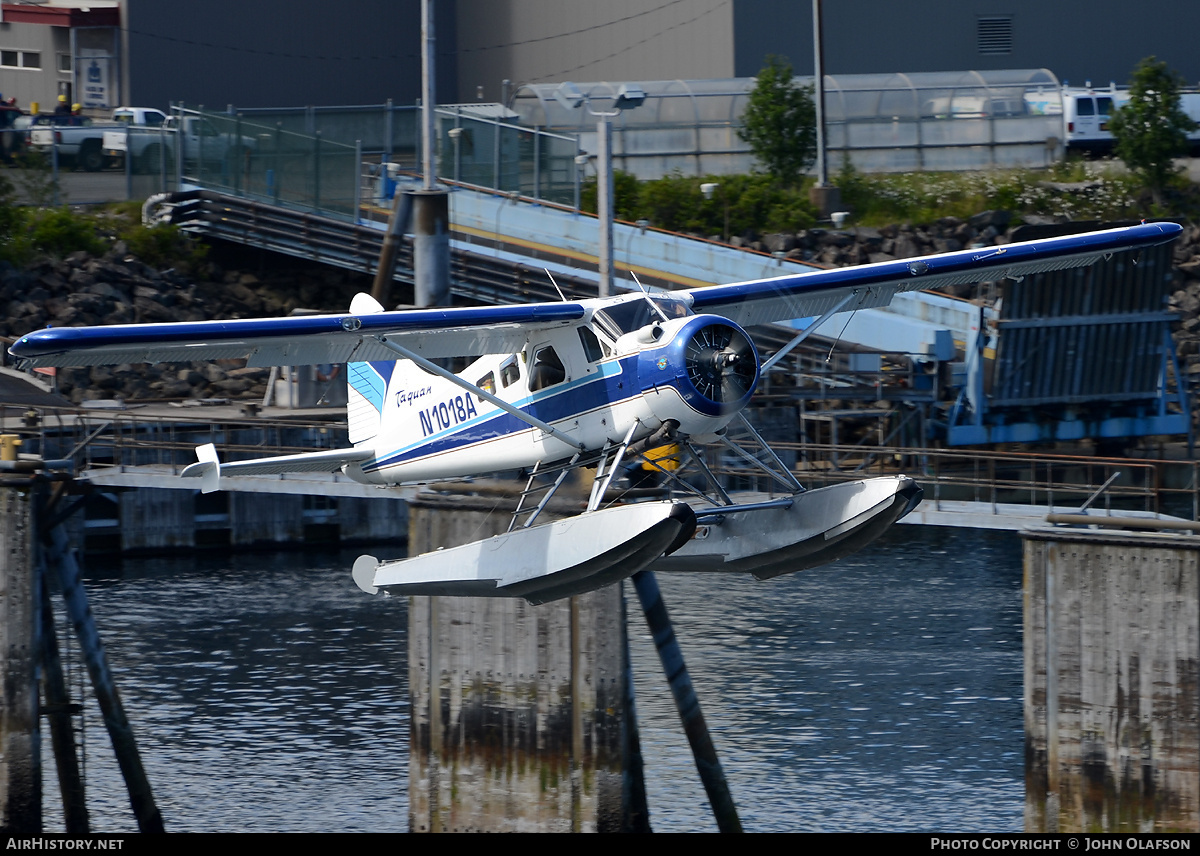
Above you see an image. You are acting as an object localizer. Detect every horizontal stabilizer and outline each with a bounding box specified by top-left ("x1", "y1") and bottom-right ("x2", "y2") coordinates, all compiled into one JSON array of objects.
[{"x1": 181, "y1": 445, "x2": 374, "y2": 491}]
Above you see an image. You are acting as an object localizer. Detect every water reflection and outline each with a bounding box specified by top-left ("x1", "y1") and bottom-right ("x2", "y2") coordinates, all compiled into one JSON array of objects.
[
  {"x1": 629, "y1": 525, "x2": 1024, "y2": 832},
  {"x1": 45, "y1": 552, "x2": 409, "y2": 833},
  {"x1": 42, "y1": 525, "x2": 1022, "y2": 832}
]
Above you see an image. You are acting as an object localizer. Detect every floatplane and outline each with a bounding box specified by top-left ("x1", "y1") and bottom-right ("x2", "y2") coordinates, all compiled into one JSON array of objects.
[{"x1": 10, "y1": 222, "x2": 1181, "y2": 602}]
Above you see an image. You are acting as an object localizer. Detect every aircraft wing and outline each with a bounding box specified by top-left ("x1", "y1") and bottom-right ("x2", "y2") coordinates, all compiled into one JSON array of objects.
[
  {"x1": 9, "y1": 302, "x2": 586, "y2": 368},
  {"x1": 683, "y1": 221, "x2": 1182, "y2": 327},
  {"x1": 7, "y1": 221, "x2": 1181, "y2": 368}
]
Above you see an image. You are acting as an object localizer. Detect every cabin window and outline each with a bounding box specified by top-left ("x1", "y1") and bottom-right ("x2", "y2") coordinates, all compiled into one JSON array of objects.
[
  {"x1": 499, "y1": 357, "x2": 520, "y2": 388},
  {"x1": 1076, "y1": 98, "x2": 1095, "y2": 117},
  {"x1": 529, "y1": 346, "x2": 565, "y2": 392},
  {"x1": 476, "y1": 371, "x2": 496, "y2": 401},
  {"x1": 1096, "y1": 97, "x2": 1114, "y2": 117},
  {"x1": 578, "y1": 327, "x2": 605, "y2": 362}
]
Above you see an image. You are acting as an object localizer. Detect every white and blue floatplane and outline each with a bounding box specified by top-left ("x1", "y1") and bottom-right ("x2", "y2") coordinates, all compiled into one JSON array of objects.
[{"x1": 10, "y1": 222, "x2": 1181, "y2": 601}]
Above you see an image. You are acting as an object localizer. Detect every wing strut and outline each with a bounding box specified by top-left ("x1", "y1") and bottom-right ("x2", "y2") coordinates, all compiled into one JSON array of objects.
[{"x1": 372, "y1": 335, "x2": 585, "y2": 451}]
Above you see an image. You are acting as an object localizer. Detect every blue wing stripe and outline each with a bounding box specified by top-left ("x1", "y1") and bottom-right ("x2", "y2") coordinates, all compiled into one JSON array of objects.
[
  {"x1": 11, "y1": 302, "x2": 587, "y2": 359},
  {"x1": 687, "y1": 222, "x2": 1182, "y2": 312}
]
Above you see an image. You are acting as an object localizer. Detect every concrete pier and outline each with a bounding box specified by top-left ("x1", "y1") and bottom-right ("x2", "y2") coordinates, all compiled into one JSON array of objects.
[
  {"x1": 407, "y1": 492, "x2": 632, "y2": 832},
  {"x1": 1023, "y1": 527, "x2": 1200, "y2": 832}
]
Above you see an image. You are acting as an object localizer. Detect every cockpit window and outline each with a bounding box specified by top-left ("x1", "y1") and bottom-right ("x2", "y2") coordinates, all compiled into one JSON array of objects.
[
  {"x1": 594, "y1": 297, "x2": 689, "y2": 337},
  {"x1": 578, "y1": 327, "x2": 606, "y2": 362}
]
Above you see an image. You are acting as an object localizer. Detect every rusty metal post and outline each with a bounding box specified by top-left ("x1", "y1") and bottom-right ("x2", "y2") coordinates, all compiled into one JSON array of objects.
[{"x1": 411, "y1": 189, "x2": 450, "y2": 308}]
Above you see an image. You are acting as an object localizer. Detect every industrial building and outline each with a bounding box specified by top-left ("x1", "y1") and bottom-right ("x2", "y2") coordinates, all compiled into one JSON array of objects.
[{"x1": 0, "y1": 1, "x2": 1196, "y2": 113}]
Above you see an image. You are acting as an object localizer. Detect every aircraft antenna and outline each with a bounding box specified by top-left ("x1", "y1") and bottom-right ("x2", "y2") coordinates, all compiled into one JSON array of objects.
[{"x1": 544, "y1": 268, "x2": 568, "y2": 302}]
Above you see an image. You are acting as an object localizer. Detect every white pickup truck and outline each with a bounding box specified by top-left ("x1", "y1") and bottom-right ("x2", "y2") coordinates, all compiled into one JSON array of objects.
[
  {"x1": 29, "y1": 107, "x2": 167, "y2": 171},
  {"x1": 105, "y1": 114, "x2": 257, "y2": 174}
]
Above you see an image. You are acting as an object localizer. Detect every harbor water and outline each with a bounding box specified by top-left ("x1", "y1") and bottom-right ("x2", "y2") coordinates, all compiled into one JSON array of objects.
[{"x1": 41, "y1": 524, "x2": 1024, "y2": 833}]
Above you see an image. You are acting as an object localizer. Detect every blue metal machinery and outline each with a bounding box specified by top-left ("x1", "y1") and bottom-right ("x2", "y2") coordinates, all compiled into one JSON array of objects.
[{"x1": 947, "y1": 235, "x2": 1188, "y2": 446}]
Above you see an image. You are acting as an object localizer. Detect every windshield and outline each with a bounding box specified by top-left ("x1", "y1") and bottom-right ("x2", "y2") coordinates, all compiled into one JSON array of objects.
[{"x1": 594, "y1": 297, "x2": 689, "y2": 336}]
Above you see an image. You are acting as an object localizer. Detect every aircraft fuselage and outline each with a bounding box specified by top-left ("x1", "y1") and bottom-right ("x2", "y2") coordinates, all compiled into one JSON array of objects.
[{"x1": 342, "y1": 295, "x2": 759, "y2": 485}]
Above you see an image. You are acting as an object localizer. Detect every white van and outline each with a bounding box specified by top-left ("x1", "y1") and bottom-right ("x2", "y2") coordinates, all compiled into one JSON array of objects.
[{"x1": 1061, "y1": 86, "x2": 1128, "y2": 154}]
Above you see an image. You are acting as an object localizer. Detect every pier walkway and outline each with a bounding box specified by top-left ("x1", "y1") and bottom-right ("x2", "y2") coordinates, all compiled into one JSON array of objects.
[{"x1": 5, "y1": 391, "x2": 1196, "y2": 537}]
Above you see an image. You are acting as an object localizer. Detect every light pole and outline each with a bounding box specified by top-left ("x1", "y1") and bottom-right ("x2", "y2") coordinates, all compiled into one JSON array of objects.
[{"x1": 555, "y1": 82, "x2": 645, "y2": 297}]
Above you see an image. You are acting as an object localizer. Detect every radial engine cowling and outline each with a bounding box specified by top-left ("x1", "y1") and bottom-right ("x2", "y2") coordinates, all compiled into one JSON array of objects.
[{"x1": 637, "y1": 315, "x2": 759, "y2": 434}]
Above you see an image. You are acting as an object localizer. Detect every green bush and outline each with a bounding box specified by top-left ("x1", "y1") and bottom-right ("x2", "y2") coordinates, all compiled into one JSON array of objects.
[
  {"x1": 27, "y1": 208, "x2": 104, "y2": 257},
  {"x1": 579, "y1": 170, "x2": 642, "y2": 222},
  {"x1": 578, "y1": 159, "x2": 1173, "y2": 237},
  {"x1": 581, "y1": 171, "x2": 817, "y2": 238},
  {"x1": 122, "y1": 222, "x2": 208, "y2": 273},
  {"x1": 835, "y1": 161, "x2": 1140, "y2": 226}
]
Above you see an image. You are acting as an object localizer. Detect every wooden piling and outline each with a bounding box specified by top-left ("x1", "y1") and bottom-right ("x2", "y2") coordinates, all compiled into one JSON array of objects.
[
  {"x1": 1023, "y1": 528, "x2": 1200, "y2": 832},
  {"x1": 407, "y1": 492, "x2": 633, "y2": 832},
  {"x1": 630, "y1": 570, "x2": 742, "y2": 833},
  {"x1": 0, "y1": 481, "x2": 39, "y2": 833},
  {"x1": 44, "y1": 524, "x2": 164, "y2": 833},
  {"x1": 39, "y1": 562, "x2": 88, "y2": 833}
]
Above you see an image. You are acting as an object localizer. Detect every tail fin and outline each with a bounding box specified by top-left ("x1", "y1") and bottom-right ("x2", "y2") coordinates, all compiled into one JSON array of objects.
[
  {"x1": 345, "y1": 293, "x2": 437, "y2": 445},
  {"x1": 347, "y1": 293, "x2": 387, "y2": 443}
]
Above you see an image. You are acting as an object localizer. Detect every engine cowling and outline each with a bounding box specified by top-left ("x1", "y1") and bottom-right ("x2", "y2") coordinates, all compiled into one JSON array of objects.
[{"x1": 637, "y1": 315, "x2": 759, "y2": 431}]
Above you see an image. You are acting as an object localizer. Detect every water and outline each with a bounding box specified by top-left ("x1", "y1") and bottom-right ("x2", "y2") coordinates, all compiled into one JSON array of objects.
[{"x1": 41, "y1": 525, "x2": 1024, "y2": 833}]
